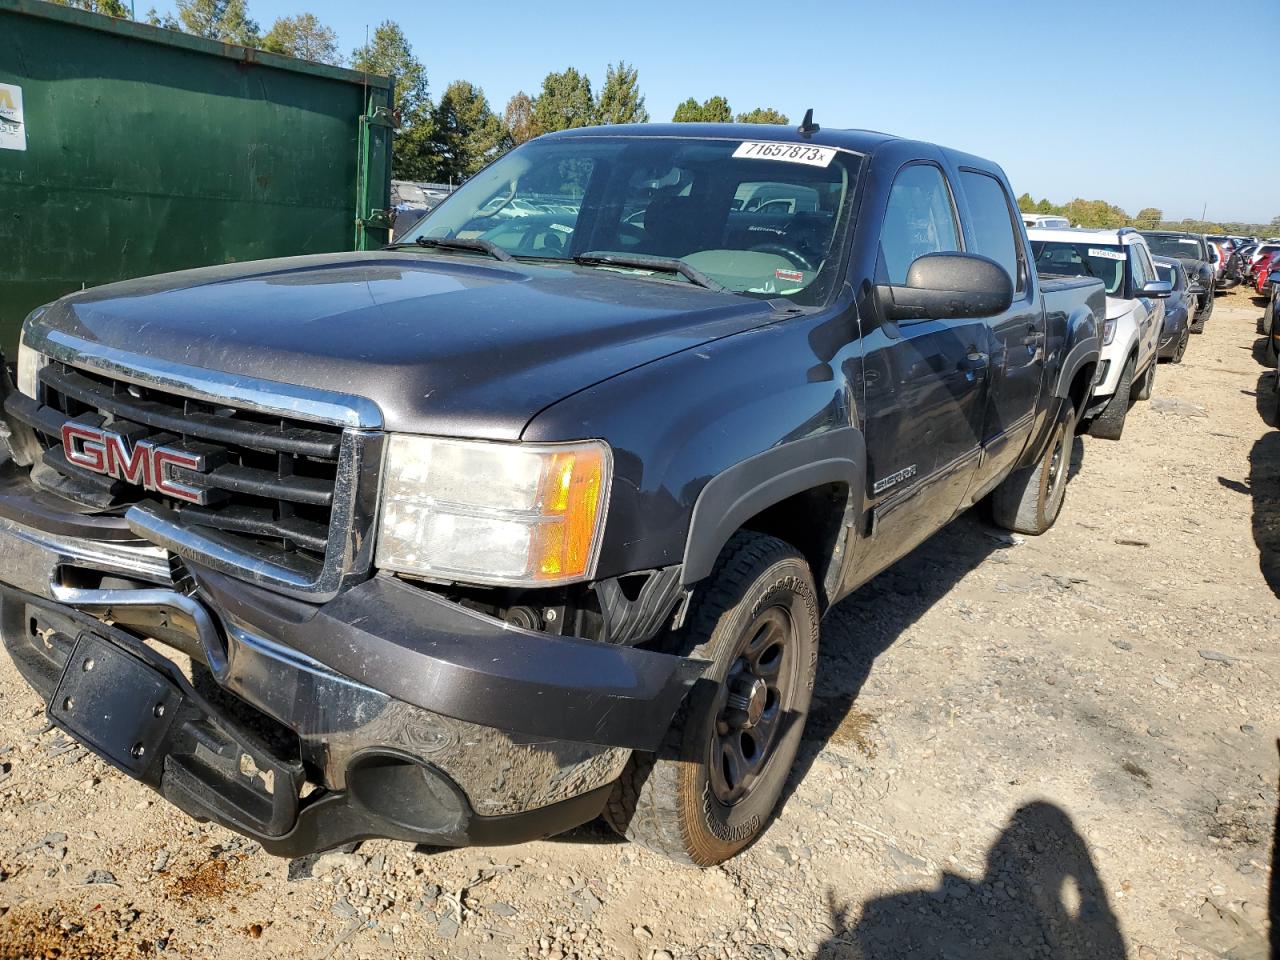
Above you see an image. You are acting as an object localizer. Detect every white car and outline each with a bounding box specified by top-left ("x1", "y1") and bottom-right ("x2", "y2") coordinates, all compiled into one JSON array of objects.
[
  {"x1": 1028, "y1": 227, "x2": 1171, "y2": 440},
  {"x1": 1022, "y1": 213, "x2": 1071, "y2": 229}
]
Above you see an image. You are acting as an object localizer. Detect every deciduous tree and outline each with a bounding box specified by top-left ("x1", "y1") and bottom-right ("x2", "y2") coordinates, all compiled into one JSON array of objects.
[
  {"x1": 531, "y1": 68, "x2": 595, "y2": 133},
  {"x1": 46, "y1": 0, "x2": 129, "y2": 18},
  {"x1": 261, "y1": 13, "x2": 341, "y2": 65},
  {"x1": 735, "y1": 107, "x2": 789, "y2": 124},
  {"x1": 1135, "y1": 207, "x2": 1163, "y2": 225},
  {"x1": 503, "y1": 92, "x2": 538, "y2": 145},
  {"x1": 672, "y1": 96, "x2": 732, "y2": 122},
  {"x1": 595, "y1": 61, "x2": 649, "y2": 125},
  {"x1": 170, "y1": 0, "x2": 259, "y2": 45}
]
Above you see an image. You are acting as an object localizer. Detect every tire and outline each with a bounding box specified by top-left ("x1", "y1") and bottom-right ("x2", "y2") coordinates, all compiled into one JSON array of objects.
[
  {"x1": 603, "y1": 531, "x2": 819, "y2": 866},
  {"x1": 990, "y1": 403, "x2": 1077, "y2": 535},
  {"x1": 1189, "y1": 315, "x2": 1205, "y2": 334},
  {"x1": 1087, "y1": 355, "x2": 1134, "y2": 440},
  {"x1": 1134, "y1": 356, "x2": 1156, "y2": 401},
  {"x1": 1171, "y1": 326, "x2": 1189, "y2": 364}
]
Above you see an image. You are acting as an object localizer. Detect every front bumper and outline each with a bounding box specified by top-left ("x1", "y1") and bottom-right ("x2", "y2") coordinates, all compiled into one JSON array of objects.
[{"x1": 0, "y1": 465, "x2": 705, "y2": 856}]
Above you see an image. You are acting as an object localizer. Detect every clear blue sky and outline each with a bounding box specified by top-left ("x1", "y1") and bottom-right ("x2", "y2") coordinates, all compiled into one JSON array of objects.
[{"x1": 157, "y1": 0, "x2": 1276, "y2": 224}]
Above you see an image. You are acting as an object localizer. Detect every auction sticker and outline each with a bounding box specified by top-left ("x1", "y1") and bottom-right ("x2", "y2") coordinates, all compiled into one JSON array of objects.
[
  {"x1": 733, "y1": 141, "x2": 835, "y2": 167},
  {"x1": 1088, "y1": 248, "x2": 1126, "y2": 261},
  {"x1": 0, "y1": 83, "x2": 25, "y2": 152}
]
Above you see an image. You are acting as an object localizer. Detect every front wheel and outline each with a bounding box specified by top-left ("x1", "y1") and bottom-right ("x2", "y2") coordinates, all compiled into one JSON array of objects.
[
  {"x1": 1171, "y1": 326, "x2": 1189, "y2": 364},
  {"x1": 604, "y1": 532, "x2": 818, "y2": 866},
  {"x1": 1134, "y1": 357, "x2": 1156, "y2": 401},
  {"x1": 989, "y1": 403, "x2": 1077, "y2": 535},
  {"x1": 1087, "y1": 356, "x2": 1134, "y2": 440}
]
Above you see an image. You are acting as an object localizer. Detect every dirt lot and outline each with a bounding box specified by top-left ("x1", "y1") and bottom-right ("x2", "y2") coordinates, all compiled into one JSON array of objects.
[{"x1": 0, "y1": 289, "x2": 1277, "y2": 960}]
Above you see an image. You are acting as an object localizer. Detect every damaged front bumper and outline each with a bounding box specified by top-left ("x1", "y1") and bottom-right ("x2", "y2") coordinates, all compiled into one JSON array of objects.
[{"x1": 0, "y1": 467, "x2": 705, "y2": 857}]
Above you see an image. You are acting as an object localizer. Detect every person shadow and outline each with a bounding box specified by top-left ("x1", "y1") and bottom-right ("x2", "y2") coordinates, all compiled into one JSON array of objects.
[{"x1": 817, "y1": 800, "x2": 1126, "y2": 959}]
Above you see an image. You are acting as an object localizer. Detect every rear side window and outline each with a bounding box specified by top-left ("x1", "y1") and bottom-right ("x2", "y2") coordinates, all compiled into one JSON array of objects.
[
  {"x1": 878, "y1": 164, "x2": 960, "y2": 284},
  {"x1": 960, "y1": 170, "x2": 1024, "y2": 292}
]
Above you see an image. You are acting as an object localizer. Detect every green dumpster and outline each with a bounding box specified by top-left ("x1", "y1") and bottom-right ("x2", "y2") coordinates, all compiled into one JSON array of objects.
[{"x1": 0, "y1": 0, "x2": 394, "y2": 355}]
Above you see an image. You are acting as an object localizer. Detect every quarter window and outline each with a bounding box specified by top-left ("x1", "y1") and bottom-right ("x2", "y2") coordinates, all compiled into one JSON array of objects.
[
  {"x1": 878, "y1": 164, "x2": 960, "y2": 285},
  {"x1": 960, "y1": 170, "x2": 1025, "y2": 292}
]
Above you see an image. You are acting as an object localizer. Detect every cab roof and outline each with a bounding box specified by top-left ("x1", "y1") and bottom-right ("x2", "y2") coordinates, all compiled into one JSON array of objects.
[
  {"x1": 538, "y1": 122, "x2": 902, "y2": 156},
  {"x1": 1026, "y1": 226, "x2": 1146, "y2": 245}
]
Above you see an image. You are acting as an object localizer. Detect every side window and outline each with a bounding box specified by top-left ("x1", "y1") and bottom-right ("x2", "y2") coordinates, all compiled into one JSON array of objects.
[
  {"x1": 959, "y1": 170, "x2": 1025, "y2": 293},
  {"x1": 1130, "y1": 243, "x2": 1152, "y2": 289},
  {"x1": 878, "y1": 164, "x2": 960, "y2": 285}
]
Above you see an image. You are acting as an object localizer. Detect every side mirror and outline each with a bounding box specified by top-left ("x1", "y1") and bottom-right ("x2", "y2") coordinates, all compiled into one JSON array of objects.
[
  {"x1": 878, "y1": 252, "x2": 1014, "y2": 321},
  {"x1": 1140, "y1": 280, "x2": 1173, "y2": 299}
]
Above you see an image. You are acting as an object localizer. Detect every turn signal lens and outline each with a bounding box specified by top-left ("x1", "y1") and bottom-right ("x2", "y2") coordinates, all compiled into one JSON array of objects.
[{"x1": 376, "y1": 436, "x2": 611, "y2": 587}]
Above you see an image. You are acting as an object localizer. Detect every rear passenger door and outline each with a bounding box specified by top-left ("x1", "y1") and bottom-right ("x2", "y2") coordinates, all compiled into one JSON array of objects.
[
  {"x1": 958, "y1": 169, "x2": 1045, "y2": 493},
  {"x1": 853, "y1": 160, "x2": 992, "y2": 579}
]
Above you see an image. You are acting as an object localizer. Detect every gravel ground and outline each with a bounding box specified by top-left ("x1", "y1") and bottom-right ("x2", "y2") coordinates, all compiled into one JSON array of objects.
[{"x1": 0, "y1": 289, "x2": 1276, "y2": 960}]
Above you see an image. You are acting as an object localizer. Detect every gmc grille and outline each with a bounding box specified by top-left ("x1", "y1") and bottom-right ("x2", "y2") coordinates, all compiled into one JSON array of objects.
[{"x1": 5, "y1": 360, "x2": 379, "y2": 596}]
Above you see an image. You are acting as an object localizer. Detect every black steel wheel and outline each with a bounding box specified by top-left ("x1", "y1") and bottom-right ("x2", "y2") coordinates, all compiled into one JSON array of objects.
[{"x1": 603, "y1": 532, "x2": 819, "y2": 866}]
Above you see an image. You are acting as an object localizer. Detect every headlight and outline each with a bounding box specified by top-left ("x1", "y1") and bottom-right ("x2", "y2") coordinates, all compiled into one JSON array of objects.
[
  {"x1": 375, "y1": 436, "x2": 611, "y2": 586},
  {"x1": 16, "y1": 309, "x2": 49, "y2": 400},
  {"x1": 1101, "y1": 317, "x2": 1116, "y2": 346}
]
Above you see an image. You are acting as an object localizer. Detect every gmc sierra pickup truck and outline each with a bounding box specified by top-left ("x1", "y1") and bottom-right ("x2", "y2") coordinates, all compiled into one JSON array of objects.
[{"x1": 0, "y1": 122, "x2": 1104, "y2": 866}]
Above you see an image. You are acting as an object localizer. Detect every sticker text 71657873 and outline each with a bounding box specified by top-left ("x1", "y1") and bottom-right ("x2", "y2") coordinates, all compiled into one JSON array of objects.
[{"x1": 732, "y1": 141, "x2": 836, "y2": 168}]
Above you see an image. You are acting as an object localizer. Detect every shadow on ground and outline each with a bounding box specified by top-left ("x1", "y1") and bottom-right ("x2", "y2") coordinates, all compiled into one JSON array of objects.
[
  {"x1": 788, "y1": 435, "x2": 1084, "y2": 799},
  {"x1": 816, "y1": 800, "x2": 1125, "y2": 959}
]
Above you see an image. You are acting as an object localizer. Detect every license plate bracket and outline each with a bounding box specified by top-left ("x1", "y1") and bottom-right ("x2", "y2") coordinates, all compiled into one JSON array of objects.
[{"x1": 49, "y1": 632, "x2": 183, "y2": 781}]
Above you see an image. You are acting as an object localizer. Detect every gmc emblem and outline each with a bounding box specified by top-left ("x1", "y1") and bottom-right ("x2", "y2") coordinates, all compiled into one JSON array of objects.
[{"x1": 61, "y1": 422, "x2": 209, "y2": 505}]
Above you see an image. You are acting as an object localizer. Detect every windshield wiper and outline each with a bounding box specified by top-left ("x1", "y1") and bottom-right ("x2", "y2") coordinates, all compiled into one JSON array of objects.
[
  {"x1": 572, "y1": 252, "x2": 726, "y2": 292},
  {"x1": 398, "y1": 236, "x2": 514, "y2": 262}
]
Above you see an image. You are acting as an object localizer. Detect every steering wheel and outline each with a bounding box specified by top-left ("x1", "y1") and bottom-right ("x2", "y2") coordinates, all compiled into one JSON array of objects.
[{"x1": 748, "y1": 243, "x2": 815, "y2": 272}]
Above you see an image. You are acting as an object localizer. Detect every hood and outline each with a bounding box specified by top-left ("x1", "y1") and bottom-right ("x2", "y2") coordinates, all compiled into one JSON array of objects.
[
  {"x1": 1103, "y1": 296, "x2": 1137, "y2": 322},
  {"x1": 33, "y1": 251, "x2": 783, "y2": 438}
]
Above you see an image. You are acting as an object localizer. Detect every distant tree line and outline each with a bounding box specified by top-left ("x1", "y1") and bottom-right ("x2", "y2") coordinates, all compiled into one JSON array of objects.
[
  {"x1": 1017, "y1": 193, "x2": 1279, "y2": 237},
  {"x1": 47, "y1": 0, "x2": 792, "y2": 183}
]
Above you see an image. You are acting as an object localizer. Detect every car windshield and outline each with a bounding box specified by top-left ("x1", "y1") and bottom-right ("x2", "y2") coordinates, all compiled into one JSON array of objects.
[
  {"x1": 403, "y1": 136, "x2": 862, "y2": 304},
  {"x1": 1144, "y1": 235, "x2": 1205, "y2": 259},
  {"x1": 1030, "y1": 241, "x2": 1127, "y2": 295}
]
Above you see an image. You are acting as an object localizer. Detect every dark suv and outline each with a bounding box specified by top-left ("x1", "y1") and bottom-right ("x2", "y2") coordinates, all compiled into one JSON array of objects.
[{"x1": 1140, "y1": 231, "x2": 1216, "y2": 330}]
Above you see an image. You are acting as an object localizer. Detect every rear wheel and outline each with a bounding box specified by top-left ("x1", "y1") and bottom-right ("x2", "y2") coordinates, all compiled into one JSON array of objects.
[
  {"x1": 990, "y1": 403, "x2": 1077, "y2": 535},
  {"x1": 604, "y1": 532, "x2": 818, "y2": 866},
  {"x1": 1087, "y1": 356, "x2": 1134, "y2": 440}
]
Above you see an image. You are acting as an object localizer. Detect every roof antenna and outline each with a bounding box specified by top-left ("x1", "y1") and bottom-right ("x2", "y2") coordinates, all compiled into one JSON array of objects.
[{"x1": 797, "y1": 108, "x2": 820, "y2": 138}]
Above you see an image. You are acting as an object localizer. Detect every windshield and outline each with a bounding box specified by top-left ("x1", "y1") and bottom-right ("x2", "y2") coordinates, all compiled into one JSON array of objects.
[
  {"x1": 1031, "y1": 241, "x2": 1127, "y2": 295},
  {"x1": 404, "y1": 136, "x2": 862, "y2": 304},
  {"x1": 1144, "y1": 235, "x2": 1205, "y2": 260}
]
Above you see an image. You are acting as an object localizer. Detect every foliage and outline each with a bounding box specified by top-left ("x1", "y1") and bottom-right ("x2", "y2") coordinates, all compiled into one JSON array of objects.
[
  {"x1": 1134, "y1": 207, "x2": 1163, "y2": 226},
  {"x1": 595, "y1": 61, "x2": 649, "y2": 126},
  {"x1": 672, "y1": 96, "x2": 733, "y2": 123},
  {"x1": 1021, "y1": 192, "x2": 1274, "y2": 235},
  {"x1": 351, "y1": 21, "x2": 434, "y2": 180},
  {"x1": 351, "y1": 21, "x2": 428, "y2": 116},
  {"x1": 503, "y1": 92, "x2": 538, "y2": 145},
  {"x1": 45, "y1": 0, "x2": 129, "y2": 17},
  {"x1": 736, "y1": 107, "x2": 789, "y2": 124},
  {"x1": 260, "y1": 13, "x2": 341, "y2": 65},
  {"x1": 168, "y1": 0, "x2": 259, "y2": 45},
  {"x1": 431, "y1": 80, "x2": 510, "y2": 182},
  {"x1": 530, "y1": 67, "x2": 596, "y2": 133}
]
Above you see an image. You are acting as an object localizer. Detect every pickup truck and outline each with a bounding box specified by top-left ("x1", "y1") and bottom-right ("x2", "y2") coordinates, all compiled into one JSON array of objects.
[
  {"x1": 0, "y1": 123, "x2": 1104, "y2": 866},
  {"x1": 1028, "y1": 227, "x2": 1170, "y2": 440}
]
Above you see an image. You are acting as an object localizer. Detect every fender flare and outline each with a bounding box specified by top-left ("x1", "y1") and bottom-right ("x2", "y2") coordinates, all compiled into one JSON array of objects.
[
  {"x1": 681, "y1": 427, "x2": 866, "y2": 585},
  {"x1": 1052, "y1": 304, "x2": 1101, "y2": 404}
]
